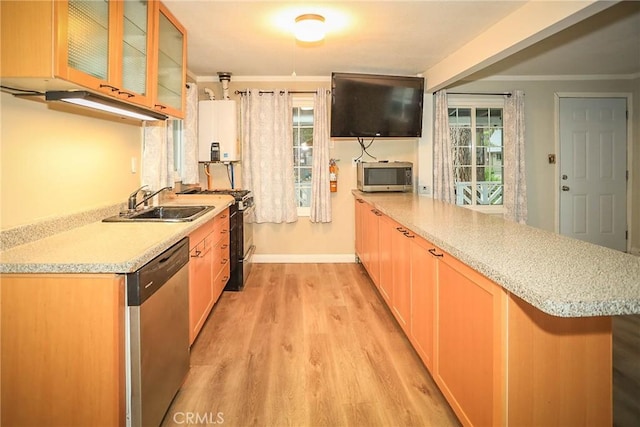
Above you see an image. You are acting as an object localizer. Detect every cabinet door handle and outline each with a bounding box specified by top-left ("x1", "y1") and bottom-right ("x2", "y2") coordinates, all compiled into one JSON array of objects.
[
  {"x1": 118, "y1": 90, "x2": 135, "y2": 98},
  {"x1": 403, "y1": 232, "x2": 415, "y2": 238},
  {"x1": 396, "y1": 226, "x2": 406, "y2": 233},
  {"x1": 356, "y1": 199, "x2": 364, "y2": 203},
  {"x1": 221, "y1": 244, "x2": 228, "y2": 249},
  {"x1": 154, "y1": 104, "x2": 167, "y2": 110},
  {"x1": 99, "y1": 84, "x2": 119, "y2": 92},
  {"x1": 191, "y1": 249, "x2": 201, "y2": 258},
  {"x1": 428, "y1": 248, "x2": 443, "y2": 257}
]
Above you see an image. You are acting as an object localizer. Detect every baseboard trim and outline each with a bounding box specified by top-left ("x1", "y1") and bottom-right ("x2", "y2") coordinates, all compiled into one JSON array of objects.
[
  {"x1": 253, "y1": 253, "x2": 356, "y2": 263},
  {"x1": 630, "y1": 247, "x2": 640, "y2": 257}
]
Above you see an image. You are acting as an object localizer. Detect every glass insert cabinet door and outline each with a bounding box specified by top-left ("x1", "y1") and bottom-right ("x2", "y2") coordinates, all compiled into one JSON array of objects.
[
  {"x1": 66, "y1": 0, "x2": 110, "y2": 82},
  {"x1": 155, "y1": 2, "x2": 186, "y2": 117},
  {"x1": 121, "y1": 0, "x2": 151, "y2": 101},
  {"x1": 60, "y1": 0, "x2": 154, "y2": 107}
]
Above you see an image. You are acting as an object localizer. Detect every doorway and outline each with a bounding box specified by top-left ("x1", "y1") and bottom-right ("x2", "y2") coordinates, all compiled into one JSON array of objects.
[{"x1": 557, "y1": 96, "x2": 628, "y2": 252}]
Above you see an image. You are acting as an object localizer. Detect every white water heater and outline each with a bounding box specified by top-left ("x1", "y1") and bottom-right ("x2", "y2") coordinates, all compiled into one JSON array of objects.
[{"x1": 198, "y1": 100, "x2": 239, "y2": 162}]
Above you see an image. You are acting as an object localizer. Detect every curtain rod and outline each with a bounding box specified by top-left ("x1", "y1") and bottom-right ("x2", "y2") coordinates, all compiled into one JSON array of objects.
[
  {"x1": 234, "y1": 89, "x2": 330, "y2": 96},
  {"x1": 447, "y1": 91, "x2": 512, "y2": 97}
]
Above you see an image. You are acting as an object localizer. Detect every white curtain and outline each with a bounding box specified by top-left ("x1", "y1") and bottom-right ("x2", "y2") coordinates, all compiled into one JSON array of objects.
[
  {"x1": 181, "y1": 83, "x2": 200, "y2": 184},
  {"x1": 503, "y1": 90, "x2": 527, "y2": 223},
  {"x1": 241, "y1": 89, "x2": 297, "y2": 223},
  {"x1": 433, "y1": 90, "x2": 455, "y2": 203},
  {"x1": 310, "y1": 89, "x2": 332, "y2": 223},
  {"x1": 142, "y1": 120, "x2": 174, "y2": 190}
]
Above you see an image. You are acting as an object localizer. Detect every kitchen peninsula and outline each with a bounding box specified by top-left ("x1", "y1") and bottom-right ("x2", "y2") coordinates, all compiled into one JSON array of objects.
[{"x1": 354, "y1": 190, "x2": 640, "y2": 426}]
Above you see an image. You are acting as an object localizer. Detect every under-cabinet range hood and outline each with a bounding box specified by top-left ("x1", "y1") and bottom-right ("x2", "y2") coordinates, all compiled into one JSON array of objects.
[{"x1": 45, "y1": 90, "x2": 167, "y2": 121}]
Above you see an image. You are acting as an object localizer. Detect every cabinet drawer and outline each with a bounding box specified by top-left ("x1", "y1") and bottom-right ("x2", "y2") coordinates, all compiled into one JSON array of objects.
[
  {"x1": 211, "y1": 208, "x2": 229, "y2": 243},
  {"x1": 189, "y1": 217, "x2": 214, "y2": 249}
]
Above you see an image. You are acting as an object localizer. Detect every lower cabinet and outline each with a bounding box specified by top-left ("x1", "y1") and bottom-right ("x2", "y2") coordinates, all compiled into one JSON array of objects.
[
  {"x1": 409, "y1": 236, "x2": 436, "y2": 371},
  {"x1": 435, "y1": 251, "x2": 506, "y2": 427},
  {"x1": 212, "y1": 210, "x2": 230, "y2": 301},
  {"x1": 1, "y1": 274, "x2": 125, "y2": 426},
  {"x1": 378, "y1": 215, "x2": 394, "y2": 302},
  {"x1": 353, "y1": 197, "x2": 612, "y2": 426},
  {"x1": 390, "y1": 220, "x2": 411, "y2": 332},
  {"x1": 188, "y1": 208, "x2": 230, "y2": 345}
]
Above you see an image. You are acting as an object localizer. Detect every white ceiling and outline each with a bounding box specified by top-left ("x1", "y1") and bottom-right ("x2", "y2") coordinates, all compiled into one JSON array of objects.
[{"x1": 163, "y1": 0, "x2": 640, "y2": 82}]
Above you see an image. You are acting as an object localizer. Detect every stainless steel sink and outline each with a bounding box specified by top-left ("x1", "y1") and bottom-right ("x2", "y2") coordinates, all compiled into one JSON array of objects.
[{"x1": 103, "y1": 205, "x2": 214, "y2": 222}]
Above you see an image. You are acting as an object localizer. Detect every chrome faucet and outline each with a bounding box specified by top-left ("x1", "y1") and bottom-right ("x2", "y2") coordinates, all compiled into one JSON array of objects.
[
  {"x1": 127, "y1": 185, "x2": 148, "y2": 210},
  {"x1": 134, "y1": 186, "x2": 172, "y2": 209}
]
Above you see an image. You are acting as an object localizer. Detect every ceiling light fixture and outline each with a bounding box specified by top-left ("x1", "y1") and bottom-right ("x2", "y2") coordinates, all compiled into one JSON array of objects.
[
  {"x1": 45, "y1": 91, "x2": 167, "y2": 121},
  {"x1": 294, "y1": 14, "x2": 326, "y2": 42}
]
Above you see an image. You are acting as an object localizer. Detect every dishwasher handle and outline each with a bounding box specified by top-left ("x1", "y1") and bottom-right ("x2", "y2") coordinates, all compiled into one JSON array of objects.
[{"x1": 127, "y1": 237, "x2": 190, "y2": 306}]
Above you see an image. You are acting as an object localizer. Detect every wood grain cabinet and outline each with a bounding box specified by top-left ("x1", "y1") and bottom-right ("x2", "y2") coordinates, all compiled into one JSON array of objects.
[
  {"x1": 211, "y1": 208, "x2": 230, "y2": 301},
  {"x1": 188, "y1": 217, "x2": 215, "y2": 345},
  {"x1": 409, "y1": 236, "x2": 436, "y2": 371},
  {"x1": 354, "y1": 199, "x2": 381, "y2": 287},
  {"x1": 434, "y1": 250, "x2": 507, "y2": 427},
  {"x1": 152, "y1": 2, "x2": 186, "y2": 118},
  {"x1": 378, "y1": 214, "x2": 394, "y2": 303},
  {"x1": 1, "y1": 274, "x2": 126, "y2": 426},
  {"x1": 354, "y1": 198, "x2": 366, "y2": 262},
  {"x1": 352, "y1": 197, "x2": 612, "y2": 426},
  {"x1": 364, "y1": 205, "x2": 381, "y2": 286},
  {"x1": 0, "y1": 0, "x2": 186, "y2": 118},
  {"x1": 188, "y1": 208, "x2": 230, "y2": 345},
  {"x1": 390, "y1": 220, "x2": 412, "y2": 332}
]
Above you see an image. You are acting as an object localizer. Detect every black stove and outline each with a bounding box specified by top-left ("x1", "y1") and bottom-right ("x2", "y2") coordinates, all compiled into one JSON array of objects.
[{"x1": 177, "y1": 188, "x2": 254, "y2": 291}]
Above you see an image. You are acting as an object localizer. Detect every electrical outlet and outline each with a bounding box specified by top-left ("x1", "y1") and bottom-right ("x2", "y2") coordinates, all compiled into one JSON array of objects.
[{"x1": 419, "y1": 185, "x2": 431, "y2": 195}]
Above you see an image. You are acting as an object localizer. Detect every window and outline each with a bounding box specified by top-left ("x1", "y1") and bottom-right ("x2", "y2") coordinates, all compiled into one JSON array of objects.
[
  {"x1": 448, "y1": 97, "x2": 504, "y2": 213},
  {"x1": 172, "y1": 119, "x2": 184, "y2": 181},
  {"x1": 293, "y1": 98, "x2": 314, "y2": 216}
]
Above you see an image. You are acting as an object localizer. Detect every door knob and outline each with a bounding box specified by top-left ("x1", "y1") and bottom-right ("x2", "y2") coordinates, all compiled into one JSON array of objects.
[{"x1": 562, "y1": 185, "x2": 570, "y2": 191}]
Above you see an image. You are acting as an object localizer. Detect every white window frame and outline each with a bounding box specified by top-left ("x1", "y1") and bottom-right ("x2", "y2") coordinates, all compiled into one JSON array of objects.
[
  {"x1": 448, "y1": 95, "x2": 505, "y2": 214},
  {"x1": 172, "y1": 119, "x2": 184, "y2": 182},
  {"x1": 293, "y1": 96, "x2": 314, "y2": 217}
]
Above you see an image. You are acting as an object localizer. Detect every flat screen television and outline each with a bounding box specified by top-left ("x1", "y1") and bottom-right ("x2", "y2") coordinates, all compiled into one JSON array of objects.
[{"x1": 330, "y1": 72, "x2": 424, "y2": 138}]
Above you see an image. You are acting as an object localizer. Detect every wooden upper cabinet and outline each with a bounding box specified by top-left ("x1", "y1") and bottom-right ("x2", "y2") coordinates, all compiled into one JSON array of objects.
[
  {"x1": 119, "y1": 0, "x2": 155, "y2": 106},
  {"x1": 55, "y1": 0, "x2": 154, "y2": 107},
  {"x1": 152, "y1": 2, "x2": 186, "y2": 118},
  {"x1": 1, "y1": 0, "x2": 186, "y2": 117}
]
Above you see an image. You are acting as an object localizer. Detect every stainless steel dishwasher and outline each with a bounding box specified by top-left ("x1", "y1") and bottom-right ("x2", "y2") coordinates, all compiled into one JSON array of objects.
[{"x1": 126, "y1": 237, "x2": 190, "y2": 427}]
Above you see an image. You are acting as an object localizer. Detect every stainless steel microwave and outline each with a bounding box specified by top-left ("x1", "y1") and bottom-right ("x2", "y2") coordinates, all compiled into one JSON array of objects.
[{"x1": 357, "y1": 161, "x2": 413, "y2": 192}]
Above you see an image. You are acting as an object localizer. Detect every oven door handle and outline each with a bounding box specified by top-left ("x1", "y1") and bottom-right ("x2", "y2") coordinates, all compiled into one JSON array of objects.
[{"x1": 243, "y1": 244, "x2": 255, "y2": 262}]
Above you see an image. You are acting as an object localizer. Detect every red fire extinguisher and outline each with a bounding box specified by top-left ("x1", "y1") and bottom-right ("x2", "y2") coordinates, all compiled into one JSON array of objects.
[{"x1": 329, "y1": 159, "x2": 338, "y2": 192}]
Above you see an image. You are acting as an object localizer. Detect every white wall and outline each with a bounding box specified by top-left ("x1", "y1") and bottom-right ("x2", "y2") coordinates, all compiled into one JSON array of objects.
[
  {"x1": 0, "y1": 92, "x2": 143, "y2": 229},
  {"x1": 429, "y1": 77, "x2": 639, "y2": 252},
  {"x1": 194, "y1": 78, "x2": 418, "y2": 260}
]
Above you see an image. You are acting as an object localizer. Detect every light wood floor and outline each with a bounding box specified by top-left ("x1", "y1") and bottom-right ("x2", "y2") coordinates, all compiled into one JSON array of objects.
[
  {"x1": 162, "y1": 263, "x2": 639, "y2": 427},
  {"x1": 162, "y1": 263, "x2": 460, "y2": 427},
  {"x1": 613, "y1": 314, "x2": 640, "y2": 427}
]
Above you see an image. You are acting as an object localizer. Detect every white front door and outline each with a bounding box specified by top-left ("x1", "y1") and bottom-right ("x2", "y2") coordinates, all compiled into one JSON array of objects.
[{"x1": 559, "y1": 97, "x2": 627, "y2": 252}]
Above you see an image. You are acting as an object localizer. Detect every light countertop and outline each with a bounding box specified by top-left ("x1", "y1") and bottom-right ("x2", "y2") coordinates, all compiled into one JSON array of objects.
[
  {"x1": 353, "y1": 190, "x2": 640, "y2": 317},
  {"x1": 0, "y1": 195, "x2": 234, "y2": 274}
]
